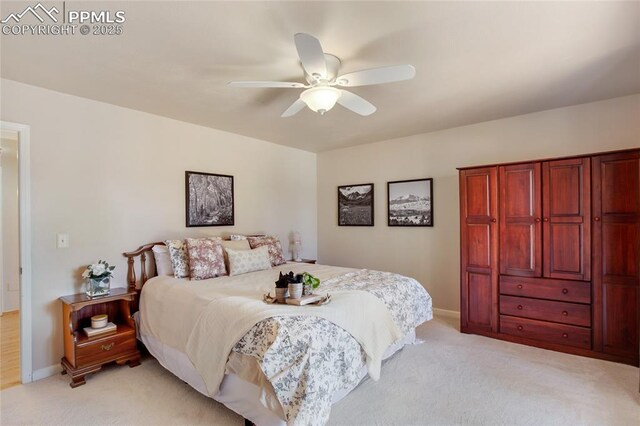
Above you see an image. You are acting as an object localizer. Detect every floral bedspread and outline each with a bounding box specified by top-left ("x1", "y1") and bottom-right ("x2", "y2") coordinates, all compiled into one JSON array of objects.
[{"x1": 232, "y1": 269, "x2": 433, "y2": 425}]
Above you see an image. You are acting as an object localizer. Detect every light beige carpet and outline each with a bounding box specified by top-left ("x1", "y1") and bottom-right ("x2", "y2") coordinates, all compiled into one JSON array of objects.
[{"x1": 1, "y1": 317, "x2": 638, "y2": 425}]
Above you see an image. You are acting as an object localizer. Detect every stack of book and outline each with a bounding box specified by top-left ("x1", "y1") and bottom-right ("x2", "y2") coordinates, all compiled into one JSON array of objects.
[
  {"x1": 285, "y1": 294, "x2": 324, "y2": 306},
  {"x1": 83, "y1": 322, "x2": 117, "y2": 339}
]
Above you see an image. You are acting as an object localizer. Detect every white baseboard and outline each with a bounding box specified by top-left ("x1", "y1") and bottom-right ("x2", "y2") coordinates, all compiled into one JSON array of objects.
[
  {"x1": 32, "y1": 364, "x2": 61, "y2": 381},
  {"x1": 433, "y1": 308, "x2": 460, "y2": 320}
]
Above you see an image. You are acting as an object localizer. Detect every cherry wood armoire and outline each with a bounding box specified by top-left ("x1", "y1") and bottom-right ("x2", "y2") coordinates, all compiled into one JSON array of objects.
[{"x1": 459, "y1": 148, "x2": 639, "y2": 366}]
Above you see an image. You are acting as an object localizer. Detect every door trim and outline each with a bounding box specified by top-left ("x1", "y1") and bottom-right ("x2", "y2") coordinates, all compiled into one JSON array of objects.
[{"x1": 0, "y1": 121, "x2": 32, "y2": 384}]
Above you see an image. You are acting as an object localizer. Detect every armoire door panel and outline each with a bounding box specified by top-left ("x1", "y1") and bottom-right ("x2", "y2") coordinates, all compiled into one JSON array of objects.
[
  {"x1": 602, "y1": 158, "x2": 640, "y2": 215},
  {"x1": 549, "y1": 223, "x2": 582, "y2": 275},
  {"x1": 499, "y1": 163, "x2": 541, "y2": 277},
  {"x1": 467, "y1": 272, "x2": 493, "y2": 328},
  {"x1": 467, "y1": 224, "x2": 491, "y2": 268},
  {"x1": 543, "y1": 158, "x2": 590, "y2": 281},
  {"x1": 602, "y1": 222, "x2": 639, "y2": 278},
  {"x1": 465, "y1": 174, "x2": 490, "y2": 217},
  {"x1": 548, "y1": 166, "x2": 581, "y2": 215},
  {"x1": 602, "y1": 284, "x2": 638, "y2": 357}
]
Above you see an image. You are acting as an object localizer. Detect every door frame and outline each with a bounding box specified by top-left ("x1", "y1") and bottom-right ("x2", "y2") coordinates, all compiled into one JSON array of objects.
[{"x1": 0, "y1": 121, "x2": 32, "y2": 384}]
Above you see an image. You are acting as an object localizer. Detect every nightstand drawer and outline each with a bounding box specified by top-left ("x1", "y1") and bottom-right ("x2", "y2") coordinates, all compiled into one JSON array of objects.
[{"x1": 76, "y1": 330, "x2": 136, "y2": 366}]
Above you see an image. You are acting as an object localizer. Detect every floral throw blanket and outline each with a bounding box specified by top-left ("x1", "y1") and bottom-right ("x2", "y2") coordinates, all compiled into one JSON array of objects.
[{"x1": 232, "y1": 269, "x2": 433, "y2": 425}]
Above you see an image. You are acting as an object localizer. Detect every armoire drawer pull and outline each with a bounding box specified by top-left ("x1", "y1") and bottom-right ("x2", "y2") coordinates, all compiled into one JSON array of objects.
[
  {"x1": 562, "y1": 333, "x2": 568, "y2": 338},
  {"x1": 517, "y1": 284, "x2": 523, "y2": 289},
  {"x1": 594, "y1": 217, "x2": 601, "y2": 222},
  {"x1": 517, "y1": 305, "x2": 523, "y2": 310},
  {"x1": 517, "y1": 325, "x2": 523, "y2": 331},
  {"x1": 562, "y1": 311, "x2": 568, "y2": 316},
  {"x1": 490, "y1": 218, "x2": 497, "y2": 223},
  {"x1": 562, "y1": 288, "x2": 569, "y2": 294},
  {"x1": 543, "y1": 217, "x2": 549, "y2": 222},
  {"x1": 535, "y1": 217, "x2": 541, "y2": 223}
]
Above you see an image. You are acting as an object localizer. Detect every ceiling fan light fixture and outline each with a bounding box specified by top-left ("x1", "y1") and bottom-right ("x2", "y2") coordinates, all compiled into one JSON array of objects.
[{"x1": 300, "y1": 86, "x2": 342, "y2": 115}]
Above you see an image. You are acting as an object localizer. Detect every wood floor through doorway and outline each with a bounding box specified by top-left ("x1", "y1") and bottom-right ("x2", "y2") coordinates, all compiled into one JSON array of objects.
[{"x1": 0, "y1": 310, "x2": 20, "y2": 390}]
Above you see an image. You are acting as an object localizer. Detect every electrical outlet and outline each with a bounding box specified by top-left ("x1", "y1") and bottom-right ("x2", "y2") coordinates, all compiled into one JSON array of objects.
[{"x1": 57, "y1": 233, "x2": 69, "y2": 248}]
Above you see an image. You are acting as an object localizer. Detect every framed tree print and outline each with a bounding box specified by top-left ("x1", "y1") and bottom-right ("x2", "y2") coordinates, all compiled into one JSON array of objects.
[
  {"x1": 338, "y1": 183, "x2": 374, "y2": 226},
  {"x1": 185, "y1": 171, "x2": 234, "y2": 227},
  {"x1": 387, "y1": 178, "x2": 433, "y2": 226}
]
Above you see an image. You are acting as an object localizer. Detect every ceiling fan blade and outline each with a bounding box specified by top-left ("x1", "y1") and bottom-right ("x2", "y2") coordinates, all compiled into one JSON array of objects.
[
  {"x1": 336, "y1": 65, "x2": 416, "y2": 87},
  {"x1": 294, "y1": 33, "x2": 327, "y2": 79},
  {"x1": 337, "y1": 90, "x2": 376, "y2": 116},
  {"x1": 281, "y1": 98, "x2": 306, "y2": 117},
  {"x1": 227, "y1": 81, "x2": 306, "y2": 88}
]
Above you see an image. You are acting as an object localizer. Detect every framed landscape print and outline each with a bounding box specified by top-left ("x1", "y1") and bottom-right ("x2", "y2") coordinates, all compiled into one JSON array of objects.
[
  {"x1": 185, "y1": 171, "x2": 234, "y2": 227},
  {"x1": 338, "y1": 183, "x2": 374, "y2": 226},
  {"x1": 387, "y1": 178, "x2": 433, "y2": 226}
]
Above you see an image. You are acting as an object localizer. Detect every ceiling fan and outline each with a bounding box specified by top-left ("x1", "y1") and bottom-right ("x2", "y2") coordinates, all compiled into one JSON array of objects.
[{"x1": 228, "y1": 33, "x2": 416, "y2": 117}]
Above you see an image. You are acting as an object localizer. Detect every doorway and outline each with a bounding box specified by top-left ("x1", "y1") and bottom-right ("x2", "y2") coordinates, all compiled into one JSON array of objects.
[
  {"x1": 0, "y1": 129, "x2": 20, "y2": 388},
  {"x1": 0, "y1": 121, "x2": 32, "y2": 387}
]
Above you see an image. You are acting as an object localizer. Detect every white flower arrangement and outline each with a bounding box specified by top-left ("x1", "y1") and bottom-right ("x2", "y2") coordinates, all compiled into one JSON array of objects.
[{"x1": 82, "y1": 260, "x2": 115, "y2": 282}]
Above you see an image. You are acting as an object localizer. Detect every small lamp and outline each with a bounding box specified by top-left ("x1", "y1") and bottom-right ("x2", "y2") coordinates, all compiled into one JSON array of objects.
[{"x1": 292, "y1": 232, "x2": 302, "y2": 261}]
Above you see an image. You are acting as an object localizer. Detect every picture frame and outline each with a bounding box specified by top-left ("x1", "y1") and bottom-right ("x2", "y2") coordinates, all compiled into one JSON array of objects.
[
  {"x1": 185, "y1": 171, "x2": 234, "y2": 227},
  {"x1": 338, "y1": 183, "x2": 374, "y2": 226},
  {"x1": 387, "y1": 178, "x2": 433, "y2": 226}
]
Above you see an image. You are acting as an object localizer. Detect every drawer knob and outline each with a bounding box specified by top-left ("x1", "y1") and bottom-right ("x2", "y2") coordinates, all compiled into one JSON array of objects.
[
  {"x1": 101, "y1": 343, "x2": 114, "y2": 351},
  {"x1": 517, "y1": 325, "x2": 523, "y2": 331},
  {"x1": 562, "y1": 311, "x2": 568, "y2": 316},
  {"x1": 490, "y1": 218, "x2": 497, "y2": 223},
  {"x1": 535, "y1": 218, "x2": 541, "y2": 223},
  {"x1": 562, "y1": 333, "x2": 568, "y2": 338},
  {"x1": 517, "y1": 305, "x2": 523, "y2": 310},
  {"x1": 562, "y1": 288, "x2": 569, "y2": 294},
  {"x1": 543, "y1": 217, "x2": 549, "y2": 223},
  {"x1": 517, "y1": 284, "x2": 523, "y2": 289},
  {"x1": 594, "y1": 217, "x2": 601, "y2": 222}
]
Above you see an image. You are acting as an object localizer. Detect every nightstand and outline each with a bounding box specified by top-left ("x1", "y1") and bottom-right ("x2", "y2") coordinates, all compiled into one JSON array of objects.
[
  {"x1": 291, "y1": 259, "x2": 317, "y2": 264},
  {"x1": 59, "y1": 287, "x2": 141, "y2": 388}
]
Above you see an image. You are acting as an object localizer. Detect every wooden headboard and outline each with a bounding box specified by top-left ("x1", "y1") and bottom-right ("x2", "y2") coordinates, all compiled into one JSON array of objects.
[
  {"x1": 122, "y1": 235, "x2": 266, "y2": 312},
  {"x1": 122, "y1": 242, "x2": 164, "y2": 312}
]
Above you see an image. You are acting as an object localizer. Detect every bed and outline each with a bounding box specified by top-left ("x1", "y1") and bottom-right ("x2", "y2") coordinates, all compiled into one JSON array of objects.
[{"x1": 124, "y1": 242, "x2": 432, "y2": 425}]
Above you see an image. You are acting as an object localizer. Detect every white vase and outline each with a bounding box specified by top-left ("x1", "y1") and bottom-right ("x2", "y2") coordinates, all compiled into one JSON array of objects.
[{"x1": 288, "y1": 283, "x2": 302, "y2": 300}]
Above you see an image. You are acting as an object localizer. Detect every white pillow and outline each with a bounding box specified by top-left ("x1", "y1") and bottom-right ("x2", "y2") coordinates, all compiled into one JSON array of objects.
[
  {"x1": 152, "y1": 245, "x2": 174, "y2": 277},
  {"x1": 226, "y1": 246, "x2": 272, "y2": 276}
]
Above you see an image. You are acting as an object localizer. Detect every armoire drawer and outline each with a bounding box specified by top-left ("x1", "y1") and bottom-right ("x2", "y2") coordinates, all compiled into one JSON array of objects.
[
  {"x1": 500, "y1": 315, "x2": 591, "y2": 349},
  {"x1": 500, "y1": 276, "x2": 591, "y2": 304},
  {"x1": 500, "y1": 295, "x2": 591, "y2": 327}
]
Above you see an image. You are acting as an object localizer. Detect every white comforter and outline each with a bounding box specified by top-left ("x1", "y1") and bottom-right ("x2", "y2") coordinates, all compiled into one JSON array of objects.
[{"x1": 140, "y1": 263, "x2": 432, "y2": 425}]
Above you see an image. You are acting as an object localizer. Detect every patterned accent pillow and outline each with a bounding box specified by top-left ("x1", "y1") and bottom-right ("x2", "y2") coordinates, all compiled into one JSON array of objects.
[
  {"x1": 247, "y1": 236, "x2": 287, "y2": 266},
  {"x1": 226, "y1": 246, "x2": 272, "y2": 276},
  {"x1": 186, "y1": 237, "x2": 227, "y2": 280},
  {"x1": 165, "y1": 239, "x2": 190, "y2": 278}
]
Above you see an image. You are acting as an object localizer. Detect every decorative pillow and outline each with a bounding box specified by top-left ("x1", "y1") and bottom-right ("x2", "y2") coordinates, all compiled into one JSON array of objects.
[
  {"x1": 229, "y1": 234, "x2": 247, "y2": 241},
  {"x1": 247, "y1": 236, "x2": 287, "y2": 266},
  {"x1": 165, "y1": 239, "x2": 190, "y2": 278},
  {"x1": 221, "y1": 239, "x2": 251, "y2": 270},
  {"x1": 152, "y1": 245, "x2": 174, "y2": 277},
  {"x1": 186, "y1": 237, "x2": 227, "y2": 280},
  {"x1": 226, "y1": 246, "x2": 272, "y2": 276}
]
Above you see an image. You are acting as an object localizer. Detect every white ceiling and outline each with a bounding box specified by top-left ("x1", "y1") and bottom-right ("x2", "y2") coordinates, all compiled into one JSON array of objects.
[{"x1": 1, "y1": 1, "x2": 639, "y2": 152}]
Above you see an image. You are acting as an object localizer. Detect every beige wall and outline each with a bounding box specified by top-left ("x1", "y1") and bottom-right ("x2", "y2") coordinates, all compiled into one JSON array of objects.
[
  {"x1": 318, "y1": 94, "x2": 640, "y2": 312},
  {"x1": 1, "y1": 134, "x2": 20, "y2": 312},
  {"x1": 0, "y1": 79, "x2": 318, "y2": 373}
]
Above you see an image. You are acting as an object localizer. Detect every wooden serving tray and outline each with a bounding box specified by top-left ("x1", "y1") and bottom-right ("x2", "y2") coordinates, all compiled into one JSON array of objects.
[{"x1": 262, "y1": 293, "x2": 331, "y2": 306}]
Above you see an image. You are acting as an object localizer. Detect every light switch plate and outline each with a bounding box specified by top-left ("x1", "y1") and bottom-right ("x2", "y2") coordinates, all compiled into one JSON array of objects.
[{"x1": 57, "y1": 233, "x2": 69, "y2": 248}]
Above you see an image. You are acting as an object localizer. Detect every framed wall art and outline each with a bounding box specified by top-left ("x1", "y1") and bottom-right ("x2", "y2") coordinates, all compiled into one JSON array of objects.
[
  {"x1": 185, "y1": 171, "x2": 234, "y2": 227},
  {"x1": 387, "y1": 178, "x2": 433, "y2": 226},
  {"x1": 338, "y1": 183, "x2": 374, "y2": 226}
]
